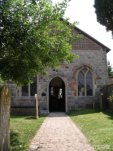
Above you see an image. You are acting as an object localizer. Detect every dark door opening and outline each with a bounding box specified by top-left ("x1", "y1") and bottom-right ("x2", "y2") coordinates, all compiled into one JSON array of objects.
[{"x1": 49, "y1": 77, "x2": 65, "y2": 112}]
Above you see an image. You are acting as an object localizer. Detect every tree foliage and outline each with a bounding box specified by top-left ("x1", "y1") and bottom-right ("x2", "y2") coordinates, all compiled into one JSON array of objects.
[
  {"x1": 0, "y1": 0, "x2": 79, "y2": 85},
  {"x1": 108, "y1": 61, "x2": 113, "y2": 77},
  {"x1": 94, "y1": 0, "x2": 113, "y2": 34}
]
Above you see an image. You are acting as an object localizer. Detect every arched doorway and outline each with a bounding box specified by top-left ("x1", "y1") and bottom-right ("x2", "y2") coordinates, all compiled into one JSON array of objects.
[{"x1": 49, "y1": 77, "x2": 65, "y2": 112}]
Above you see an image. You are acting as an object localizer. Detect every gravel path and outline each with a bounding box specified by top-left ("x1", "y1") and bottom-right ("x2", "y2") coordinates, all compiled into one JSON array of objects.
[{"x1": 29, "y1": 112, "x2": 95, "y2": 151}]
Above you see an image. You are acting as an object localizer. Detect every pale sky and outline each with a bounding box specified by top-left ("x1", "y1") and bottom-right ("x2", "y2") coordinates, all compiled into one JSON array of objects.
[{"x1": 53, "y1": 0, "x2": 113, "y2": 66}]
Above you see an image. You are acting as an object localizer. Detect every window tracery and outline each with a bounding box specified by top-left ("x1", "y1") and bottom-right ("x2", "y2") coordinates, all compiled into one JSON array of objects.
[{"x1": 78, "y1": 67, "x2": 93, "y2": 96}]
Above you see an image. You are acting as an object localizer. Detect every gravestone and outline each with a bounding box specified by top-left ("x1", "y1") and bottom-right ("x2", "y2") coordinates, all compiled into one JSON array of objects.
[{"x1": 0, "y1": 86, "x2": 11, "y2": 151}]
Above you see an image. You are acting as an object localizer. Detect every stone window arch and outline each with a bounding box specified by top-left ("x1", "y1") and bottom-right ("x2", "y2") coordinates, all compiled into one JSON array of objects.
[{"x1": 77, "y1": 66, "x2": 93, "y2": 96}]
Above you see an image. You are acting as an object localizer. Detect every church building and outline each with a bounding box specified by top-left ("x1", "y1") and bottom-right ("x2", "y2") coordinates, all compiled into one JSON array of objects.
[{"x1": 10, "y1": 26, "x2": 110, "y2": 115}]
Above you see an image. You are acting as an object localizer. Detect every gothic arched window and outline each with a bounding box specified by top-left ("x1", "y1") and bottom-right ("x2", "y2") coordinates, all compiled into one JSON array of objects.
[
  {"x1": 78, "y1": 71, "x2": 85, "y2": 96},
  {"x1": 86, "y1": 71, "x2": 93, "y2": 96},
  {"x1": 78, "y1": 67, "x2": 93, "y2": 96}
]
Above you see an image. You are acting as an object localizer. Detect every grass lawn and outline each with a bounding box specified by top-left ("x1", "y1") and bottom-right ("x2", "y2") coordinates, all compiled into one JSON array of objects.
[
  {"x1": 69, "y1": 109, "x2": 113, "y2": 151},
  {"x1": 10, "y1": 116, "x2": 46, "y2": 151}
]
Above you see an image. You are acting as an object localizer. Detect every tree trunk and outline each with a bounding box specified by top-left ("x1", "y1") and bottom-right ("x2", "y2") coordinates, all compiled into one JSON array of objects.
[{"x1": 0, "y1": 86, "x2": 11, "y2": 151}]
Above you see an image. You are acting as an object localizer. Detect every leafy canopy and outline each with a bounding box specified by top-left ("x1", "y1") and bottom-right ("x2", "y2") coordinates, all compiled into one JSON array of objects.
[
  {"x1": 94, "y1": 0, "x2": 113, "y2": 34},
  {"x1": 108, "y1": 61, "x2": 113, "y2": 77},
  {"x1": 0, "y1": 0, "x2": 79, "y2": 85}
]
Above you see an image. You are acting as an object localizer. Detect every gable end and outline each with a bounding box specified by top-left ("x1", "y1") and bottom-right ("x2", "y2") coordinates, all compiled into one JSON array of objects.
[{"x1": 74, "y1": 26, "x2": 110, "y2": 53}]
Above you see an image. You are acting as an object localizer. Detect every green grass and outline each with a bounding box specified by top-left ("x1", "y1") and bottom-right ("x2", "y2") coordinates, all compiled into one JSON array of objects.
[
  {"x1": 69, "y1": 109, "x2": 113, "y2": 151},
  {"x1": 10, "y1": 116, "x2": 46, "y2": 151}
]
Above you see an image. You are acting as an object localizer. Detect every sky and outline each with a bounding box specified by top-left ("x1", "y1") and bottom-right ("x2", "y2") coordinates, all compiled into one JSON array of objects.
[{"x1": 53, "y1": 0, "x2": 113, "y2": 66}]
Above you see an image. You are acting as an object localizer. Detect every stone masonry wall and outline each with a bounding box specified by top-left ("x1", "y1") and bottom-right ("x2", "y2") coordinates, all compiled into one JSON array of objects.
[
  {"x1": 38, "y1": 47, "x2": 108, "y2": 113},
  {"x1": 10, "y1": 28, "x2": 109, "y2": 114}
]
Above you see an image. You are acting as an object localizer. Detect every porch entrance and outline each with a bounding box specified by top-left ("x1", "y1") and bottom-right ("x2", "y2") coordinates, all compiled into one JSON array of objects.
[{"x1": 49, "y1": 77, "x2": 65, "y2": 112}]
